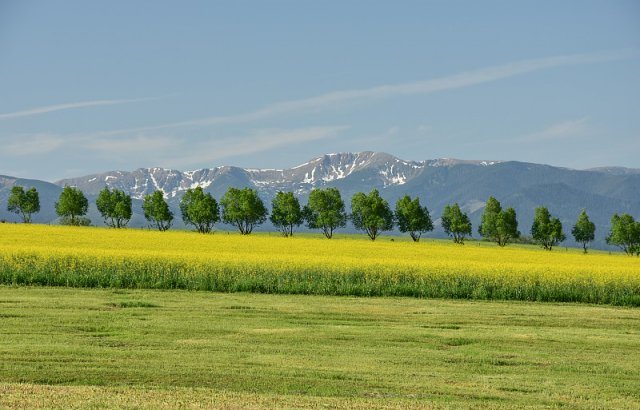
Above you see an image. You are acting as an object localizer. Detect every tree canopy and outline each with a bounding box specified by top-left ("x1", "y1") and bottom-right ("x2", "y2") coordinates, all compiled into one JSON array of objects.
[
  {"x1": 270, "y1": 191, "x2": 303, "y2": 237},
  {"x1": 302, "y1": 188, "x2": 347, "y2": 239},
  {"x1": 143, "y1": 190, "x2": 173, "y2": 231},
  {"x1": 180, "y1": 187, "x2": 219, "y2": 233},
  {"x1": 394, "y1": 195, "x2": 433, "y2": 242},
  {"x1": 220, "y1": 187, "x2": 268, "y2": 235},
  {"x1": 441, "y1": 203, "x2": 472, "y2": 244},
  {"x1": 606, "y1": 213, "x2": 640, "y2": 256},
  {"x1": 531, "y1": 207, "x2": 565, "y2": 250},
  {"x1": 7, "y1": 185, "x2": 40, "y2": 223},
  {"x1": 478, "y1": 196, "x2": 519, "y2": 246},
  {"x1": 6, "y1": 180, "x2": 640, "y2": 255},
  {"x1": 572, "y1": 209, "x2": 596, "y2": 253},
  {"x1": 350, "y1": 189, "x2": 394, "y2": 241},
  {"x1": 96, "y1": 187, "x2": 132, "y2": 228},
  {"x1": 56, "y1": 186, "x2": 90, "y2": 226}
]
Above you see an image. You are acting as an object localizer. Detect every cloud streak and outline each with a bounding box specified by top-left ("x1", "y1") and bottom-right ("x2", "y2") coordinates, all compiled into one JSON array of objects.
[
  {"x1": 85, "y1": 49, "x2": 637, "y2": 137},
  {"x1": 205, "y1": 49, "x2": 634, "y2": 124},
  {"x1": 0, "y1": 97, "x2": 155, "y2": 121},
  {"x1": 514, "y1": 118, "x2": 591, "y2": 143},
  {"x1": 86, "y1": 135, "x2": 182, "y2": 154},
  {"x1": 51, "y1": 125, "x2": 348, "y2": 169},
  {"x1": 4, "y1": 133, "x2": 66, "y2": 155},
  {"x1": 1, "y1": 125, "x2": 348, "y2": 174},
  {"x1": 161, "y1": 125, "x2": 350, "y2": 168},
  {"x1": 462, "y1": 118, "x2": 593, "y2": 148}
]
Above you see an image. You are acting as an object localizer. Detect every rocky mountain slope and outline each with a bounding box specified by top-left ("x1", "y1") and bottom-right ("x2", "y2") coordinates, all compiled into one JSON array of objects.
[{"x1": 56, "y1": 152, "x2": 502, "y2": 199}]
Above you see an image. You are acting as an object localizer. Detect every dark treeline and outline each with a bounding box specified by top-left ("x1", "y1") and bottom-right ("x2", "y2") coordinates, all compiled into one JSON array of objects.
[{"x1": 3, "y1": 184, "x2": 640, "y2": 255}]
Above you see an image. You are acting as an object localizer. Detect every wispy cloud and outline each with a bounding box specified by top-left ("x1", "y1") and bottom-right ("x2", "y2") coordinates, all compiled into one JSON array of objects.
[
  {"x1": 460, "y1": 117, "x2": 594, "y2": 149},
  {"x1": 73, "y1": 125, "x2": 348, "y2": 169},
  {"x1": 346, "y1": 126, "x2": 403, "y2": 148},
  {"x1": 166, "y1": 125, "x2": 349, "y2": 168},
  {"x1": 85, "y1": 49, "x2": 637, "y2": 137},
  {"x1": 417, "y1": 124, "x2": 433, "y2": 134},
  {"x1": 513, "y1": 118, "x2": 591, "y2": 143},
  {"x1": 231, "y1": 49, "x2": 634, "y2": 115},
  {"x1": 0, "y1": 97, "x2": 155, "y2": 121},
  {"x1": 4, "y1": 133, "x2": 65, "y2": 155},
  {"x1": 86, "y1": 135, "x2": 182, "y2": 154},
  {"x1": 1, "y1": 123, "x2": 347, "y2": 172}
]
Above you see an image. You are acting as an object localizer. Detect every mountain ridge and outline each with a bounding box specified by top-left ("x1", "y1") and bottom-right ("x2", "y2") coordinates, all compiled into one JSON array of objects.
[
  {"x1": 55, "y1": 152, "x2": 507, "y2": 200},
  {"x1": 2, "y1": 151, "x2": 639, "y2": 250}
]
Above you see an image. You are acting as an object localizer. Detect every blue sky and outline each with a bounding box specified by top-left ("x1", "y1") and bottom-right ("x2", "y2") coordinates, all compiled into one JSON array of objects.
[{"x1": 1, "y1": 0, "x2": 639, "y2": 181}]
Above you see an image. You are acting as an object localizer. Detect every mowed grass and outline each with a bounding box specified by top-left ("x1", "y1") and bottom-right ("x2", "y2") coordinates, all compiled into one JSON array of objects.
[
  {"x1": 1, "y1": 287, "x2": 639, "y2": 409},
  {"x1": 1, "y1": 224, "x2": 639, "y2": 305}
]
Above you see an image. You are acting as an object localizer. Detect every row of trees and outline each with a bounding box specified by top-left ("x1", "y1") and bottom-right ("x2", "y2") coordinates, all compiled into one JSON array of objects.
[{"x1": 5, "y1": 185, "x2": 640, "y2": 255}]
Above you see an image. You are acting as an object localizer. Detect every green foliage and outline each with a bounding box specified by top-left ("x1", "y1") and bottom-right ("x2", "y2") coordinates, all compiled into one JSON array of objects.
[
  {"x1": 572, "y1": 209, "x2": 596, "y2": 253},
  {"x1": 606, "y1": 213, "x2": 640, "y2": 256},
  {"x1": 180, "y1": 187, "x2": 219, "y2": 233},
  {"x1": 270, "y1": 191, "x2": 303, "y2": 237},
  {"x1": 7, "y1": 185, "x2": 40, "y2": 223},
  {"x1": 302, "y1": 188, "x2": 347, "y2": 239},
  {"x1": 441, "y1": 203, "x2": 472, "y2": 244},
  {"x1": 58, "y1": 216, "x2": 91, "y2": 226},
  {"x1": 394, "y1": 195, "x2": 433, "y2": 242},
  {"x1": 531, "y1": 207, "x2": 566, "y2": 250},
  {"x1": 96, "y1": 187, "x2": 132, "y2": 228},
  {"x1": 478, "y1": 196, "x2": 520, "y2": 246},
  {"x1": 142, "y1": 190, "x2": 173, "y2": 231},
  {"x1": 55, "y1": 186, "x2": 89, "y2": 226},
  {"x1": 220, "y1": 187, "x2": 268, "y2": 235},
  {"x1": 350, "y1": 189, "x2": 393, "y2": 241},
  {"x1": 478, "y1": 196, "x2": 500, "y2": 239}
]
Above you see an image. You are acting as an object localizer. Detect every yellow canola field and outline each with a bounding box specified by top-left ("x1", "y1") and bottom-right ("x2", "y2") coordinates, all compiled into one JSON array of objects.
[{"x1": 1, "y1": 224, "x2": 639, "y2": 305}]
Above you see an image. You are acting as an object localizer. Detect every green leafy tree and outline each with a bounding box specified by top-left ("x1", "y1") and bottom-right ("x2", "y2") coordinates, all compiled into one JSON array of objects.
[
  {"x1": 96, "y1": 187, "x2": 132, "y2": 228},
  {"x1": 531, "y1": 207, "x2": 566, "y2": 250},
  {"x1": 350, "y1": 189, "x2": 393, "y2": 241},
  {"x1": 302, "y1": 188, "x2": 347, "y2": 239},
  {"x1": 270, "y1": 191, "x2": 303, "y2": 237},
  {"x1": 606, "y1": 213, "x2": 640, "y2": 256},
  {"x1": 478, "y1": 196, "x2": 520, "y2": 246},
  {"x1": 572, "y1": 209, "x2": 596, "y2": 253},
  {"x1": 7, "y1": 185, "x2": 40, "y2": 223},
  {"x1": 142, "y1": 190, "x2": 173, "y2": 231},
  {"x1": 441, "y1": 203, "x2": 472, "y2": 244},
  {"x1": 56, "y1": 186, "x2": 90, "y2": 226},
  {"x1": 180, "y1": 187, "x2": 219, "y2": 233},
  {"x1": 221, "y1": 187, "x2": 268, "y2": 235},
  {"x1": 395, "y1": 195, "x2": 433, "y2": 242}
]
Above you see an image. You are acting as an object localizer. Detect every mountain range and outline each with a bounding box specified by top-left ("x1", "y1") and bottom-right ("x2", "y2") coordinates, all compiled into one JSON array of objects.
[{"x1": 1, "y1": 151, "x2": 639, "y2": 249}]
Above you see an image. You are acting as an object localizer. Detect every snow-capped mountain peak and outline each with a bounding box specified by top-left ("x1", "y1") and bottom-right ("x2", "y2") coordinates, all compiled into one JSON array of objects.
[{"x1": 55, "y1": 152, "x2": 502, "y2": 200}]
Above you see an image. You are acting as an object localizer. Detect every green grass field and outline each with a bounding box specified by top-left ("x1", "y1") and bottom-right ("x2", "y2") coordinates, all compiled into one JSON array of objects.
[{"x1": 1, "y1": 286, "x2": 639, "y2": 409}]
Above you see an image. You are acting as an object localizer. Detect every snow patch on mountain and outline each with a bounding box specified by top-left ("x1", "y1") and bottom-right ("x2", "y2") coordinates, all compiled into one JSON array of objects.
[{"x1": 55, "y1": 152, "x2": 502, "y2": 199}]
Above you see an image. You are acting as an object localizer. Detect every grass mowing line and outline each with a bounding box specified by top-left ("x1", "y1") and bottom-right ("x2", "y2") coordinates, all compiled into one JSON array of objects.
[
  {"x1": 0, "y1": 286, "x2": 639, "y2": 409},
  {"x1": 0, "y1": 383, "x2": 435, "y2": 410},
  {"x1": 0, "y1": 383, "x2": 429, "y2": 410}
]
